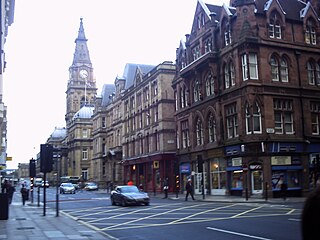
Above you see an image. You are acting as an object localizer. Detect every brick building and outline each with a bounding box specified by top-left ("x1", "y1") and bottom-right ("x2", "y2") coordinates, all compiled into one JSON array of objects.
[{"x1": 172, "y1": 0, "x2": 320, "y2": 198}]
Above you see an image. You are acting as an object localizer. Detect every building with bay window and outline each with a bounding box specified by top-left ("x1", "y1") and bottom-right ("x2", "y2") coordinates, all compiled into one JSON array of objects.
[{"x1": 173, "y1": 0, "x2": 320, "y2": 198}]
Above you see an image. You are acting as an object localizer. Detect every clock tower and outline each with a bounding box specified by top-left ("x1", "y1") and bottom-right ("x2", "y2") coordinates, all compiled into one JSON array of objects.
[{"x1": 65, "y1": 18, "x2": 97, "y2": 126}]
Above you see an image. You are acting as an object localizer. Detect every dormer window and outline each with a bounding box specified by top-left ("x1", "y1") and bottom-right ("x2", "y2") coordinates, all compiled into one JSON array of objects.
[
  {"x1": 305, "y1": 19, "x2": 317, "y2": 45},
  {"x1": 204, "y1": 38, "x2": 212, "y2": 53},
  {"x1": 269, "y1": 12, "x2": 282, "y2": 39},
  {"x1": 224, "y1": 24, "x2": 232, "y2": 46}
]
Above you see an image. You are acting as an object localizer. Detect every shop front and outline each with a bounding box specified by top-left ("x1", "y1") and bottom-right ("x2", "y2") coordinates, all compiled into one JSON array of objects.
[
  {"x1": 123, "y1": 153, "x2": 175, "y2": 193},
  {"x1": 271, "y1": 156, "x2": 302, "y2": 198}
]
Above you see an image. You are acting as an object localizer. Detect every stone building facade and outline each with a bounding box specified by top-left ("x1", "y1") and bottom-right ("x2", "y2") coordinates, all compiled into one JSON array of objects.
[
  {"x1": 92, "y1": 62, "x2": 177, "y2": 191},
  {"x1": 173, "y1": 0, "x2": 320, "y2": 198}
]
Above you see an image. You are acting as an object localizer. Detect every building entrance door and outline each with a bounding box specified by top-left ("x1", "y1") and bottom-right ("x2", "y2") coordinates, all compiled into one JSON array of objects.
[{"x1": 251, "y1": 170, "x2": 263, "y2": 194}]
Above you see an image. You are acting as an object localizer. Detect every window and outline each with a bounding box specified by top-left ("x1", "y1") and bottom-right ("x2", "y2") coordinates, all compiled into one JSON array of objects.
[
  {"x1": 193, "y1": 79, "x2": 201, "y2": 102},
  {"x1": 192, "y1": 45, "x2": 201, "y2": 61},
  {"x1": 224, "y1": 61, "x2": 235, "y2": 89},
  {"x1": 307, "y1": 61, "x2": 320, "y2": 86},
  {"x1": 82, "y1": 148, "x2": 88, "y2": 160},
  {"x1": 311, "y1": 102, "x2": 320, "y2": 135},
  {"x1": 224, "y1": 24, "x2": 232, "y2": 46},
  {"x1": 196, "y1": 117, "x2": 204, "y2": 146},
  {"x1": 208, "y1": 113, "x2": 216, "y2": 143},
  {"x1": 82, "y1": 169, "x2": 88, "y2": 181},
  {"x1": 102, "y1": 117, "x2": 106, "y2": 128},
  {"x1": 270, "y1": 55, "x2": 288, "y2": 82},
  {"x1": 181, "y1": 120, "x2": 190, "y2": 149},
  {"x1": 154, "y1": 130, "x2": 159, "y2": 151},
  {"x1": 274, "y1": 99, "x2": 294, "y2": 134},
  {"x1": 241, "y1": 53, "x2": 258, "y2": 81},
  {"x1": 204, "y1": 38, "x2": 212, "y2": 53},
  {"x1": 205, "y1": 71, "x2": 214, "y2": 97},
  {"x1": 226, "y1": 103, "x2": 238, "y2": 138},
  {"x1": 269, "y1": 12, "x2": 282, "y2": 39},
  {"x1": 82, "y1": 129, "x2": 88, "y2": 138},
  {"x1": 305, "y1": 19, "x2": 317, "y2": 45},
  {"x1": 245, "y1": 102, "x2": 262, "y2": 134},
  {"x1": 153, "y1": 105, "x2": 158, "y2": 123},
  {"x1": 180, "y1": 87, "x2": 188, "y2": 108},
  {"x1": 102, "y1": 143, "x2": 106, "y2": 156},
  {"x1": 152, "y1": 81, "x2": 158, "y2": 97}
]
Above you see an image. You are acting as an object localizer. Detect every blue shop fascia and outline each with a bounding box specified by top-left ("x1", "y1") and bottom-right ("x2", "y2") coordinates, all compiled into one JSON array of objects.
[{"x1": 225, "y1": 141, "x2": 320, "y2": 198}]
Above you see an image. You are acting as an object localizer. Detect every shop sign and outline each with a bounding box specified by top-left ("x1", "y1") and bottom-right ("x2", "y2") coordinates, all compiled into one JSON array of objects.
[
  {"x1": 232, "y1": 157, "x2": 242, "y2": 166},
  {"x1": 271, "y1": 156, "x2": 291, "y2": 165},
  {"x1": 153, "y1": 161, "x2": 159, "y2": 169},
  {"x1": 250, "y1": 164, "x2": 262, "y2": 170},
  {"x1": 180, "y1": 163, "x2": 191, "y2": 173}
]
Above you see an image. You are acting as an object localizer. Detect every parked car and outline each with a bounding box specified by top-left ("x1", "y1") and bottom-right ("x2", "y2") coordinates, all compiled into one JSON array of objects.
[
  {"x1": 110, "y1": 185, "x2": 150, "y2": 206},
  {"x1": 59, "y1": 183, "x2": 76, "y2": 194},
  {"x1": 84, "y1": 182, "x2": 98, "y2": 191}
]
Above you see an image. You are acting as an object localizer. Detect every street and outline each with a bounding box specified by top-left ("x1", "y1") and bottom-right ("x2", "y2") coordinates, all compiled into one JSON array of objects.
[{"x1": 39, "y1": 187, "x2": 303, "y2": 240}]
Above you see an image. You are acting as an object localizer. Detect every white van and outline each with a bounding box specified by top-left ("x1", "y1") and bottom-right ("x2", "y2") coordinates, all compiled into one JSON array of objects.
[{"x1": 34, "y1": 178, "x2": 43, "y2": 187}]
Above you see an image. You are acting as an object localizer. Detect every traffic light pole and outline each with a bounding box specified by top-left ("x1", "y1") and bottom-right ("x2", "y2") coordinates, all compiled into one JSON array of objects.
[{"x1": 43, "y1": 172, "x2": 46, "y2": 216}]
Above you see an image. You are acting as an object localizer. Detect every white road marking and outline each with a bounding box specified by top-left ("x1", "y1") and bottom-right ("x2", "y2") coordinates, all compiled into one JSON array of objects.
[{"x1": 207, "y1": 227, "x2": 273, "y2": 240}]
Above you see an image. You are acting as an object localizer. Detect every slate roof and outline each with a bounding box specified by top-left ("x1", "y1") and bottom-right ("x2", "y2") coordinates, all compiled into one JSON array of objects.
[
  {"x1": 122, "y1": 63, "x2": 155, "y2": 89},
  {"x1": 255, "y1": 0, "x2": 307, "y2": 21},
  {"x1": 100, "y1": 83, "x2": 116, "y2": 107}
]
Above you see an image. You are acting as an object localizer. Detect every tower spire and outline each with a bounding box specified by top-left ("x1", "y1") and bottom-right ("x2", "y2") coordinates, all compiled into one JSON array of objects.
[{"x1": 72, "y1": 18, "x2": 91, "y2": 65}]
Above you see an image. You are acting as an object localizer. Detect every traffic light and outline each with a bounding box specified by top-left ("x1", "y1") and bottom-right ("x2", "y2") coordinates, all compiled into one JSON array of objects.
[
  {"x1": 29, "y1": 159, "x2": 36, "y2": 177},
  {"x1": 40, "y1": 144, "x2": 53, "y2": 173},
  {"x1": 175, "y1": 175, "x2": 180, "y2": 190}
]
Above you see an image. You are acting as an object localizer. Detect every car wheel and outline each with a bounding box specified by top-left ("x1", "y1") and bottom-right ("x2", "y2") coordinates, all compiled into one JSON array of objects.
[
  {"x1": 121, "y1": 198, "x2": 127, "y2": 207},
  {"x1": 145, "y1": 202, "x2": 150, "y2": 206},
  {"x1": 111, "y1": 197, "x2": 116, "y2": 206}
]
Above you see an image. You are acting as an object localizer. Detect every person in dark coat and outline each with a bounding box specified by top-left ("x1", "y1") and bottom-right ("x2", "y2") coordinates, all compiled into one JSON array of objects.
[
  {"x1": 2, "y1": 180, "x2": 15, "y2": 204},
  {"x1": 163, "y1": 178, "x2": 169, "y2": 199},
  {"x1": 20, "y1": 184, "x2": 28, "y2": 206},
  {"x1": 281, "y1": 181, "x2": 288, "y2": 200},
  {"x1": 185, "y1": 179, "x2": 195, "y2": 201},
  {"x1": 301, "y1": 187, "x2": 320, "y2": 240}
]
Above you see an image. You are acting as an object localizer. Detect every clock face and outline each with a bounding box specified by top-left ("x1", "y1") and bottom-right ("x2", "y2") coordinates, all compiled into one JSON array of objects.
[{"x1": 80, "y1": 69, "x2": 88, "y2": 79}]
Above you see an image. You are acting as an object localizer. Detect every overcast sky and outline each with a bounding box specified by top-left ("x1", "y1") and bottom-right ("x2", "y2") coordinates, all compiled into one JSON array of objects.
[{"x1": 4, "y1": 0, "x2": 229, "y2": 169}]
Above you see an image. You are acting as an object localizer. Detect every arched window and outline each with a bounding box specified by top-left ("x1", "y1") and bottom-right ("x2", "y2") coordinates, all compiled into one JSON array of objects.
[
  {"x1": 307, "y1": 61, "x2": 314, "y2": 85},
  {"x1": 270, "y1": 55, "x2": 288, "y2": 82},
  {"x1": 208, "y1": 113, "x2": 216, "y2": 143},
  {"x1": 224, "y1": 61, "x2": 235, "y2": 88},
  {"x1": 245, "y1": 102, "x2": 262, "y2": 134},
  {"x1": 205, "y1": 71, "x2": 214, "y2": 96},
  {"x1": 196, "y1": 117, "x2": 204, "y2": 145},
  {"x1": 193, "y1": 79, "x2": 201, "y2": 102}
]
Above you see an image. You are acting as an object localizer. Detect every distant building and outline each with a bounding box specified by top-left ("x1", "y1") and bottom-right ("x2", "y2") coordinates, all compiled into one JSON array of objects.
[
  {"x1": 172, "y1": 0, "x2": 320, "y2": 198},
  {"x1": 0, "y1": 0, "x2": 15, "y2": 170}
]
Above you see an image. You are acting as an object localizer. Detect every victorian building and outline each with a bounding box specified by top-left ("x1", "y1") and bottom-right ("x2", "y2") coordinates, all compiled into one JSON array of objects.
[
  {"x1": 92, "y1": 62, "x2": 177, "y2": 191},
  {"x1": 173, "y1": 0, "x2": 320, "y2": 198}
]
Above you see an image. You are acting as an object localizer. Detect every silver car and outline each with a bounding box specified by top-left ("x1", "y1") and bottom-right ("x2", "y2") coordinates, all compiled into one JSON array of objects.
[{"x1": 60, "y1": 183, "x2": 76, "y2": 194}]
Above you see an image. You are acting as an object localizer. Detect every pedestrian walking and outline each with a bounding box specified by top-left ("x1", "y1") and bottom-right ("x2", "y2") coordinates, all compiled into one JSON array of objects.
[
  {"x1": 4, "y1": 181, "x2": 15, "y2": 204},
  {"x1": 185, "y1": 179, "x2": 195, "y2": 201},
  {"x1": 163, "y1": 177, "x2": 169, "y2": 199},
  {"x1": 301, "y1": 187, "x2": 320, "y2": 240},
  {"x1": 20, "y1": 184, "x2": 28, "y2": 206},
  {"x1": 281, "y1": 181, "x2": 288, "y2": 200}
]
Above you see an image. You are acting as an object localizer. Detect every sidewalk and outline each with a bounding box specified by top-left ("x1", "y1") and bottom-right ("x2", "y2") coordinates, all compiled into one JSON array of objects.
[{"x1": 0, "y1": 192, "x2": 111, "y2": 240}]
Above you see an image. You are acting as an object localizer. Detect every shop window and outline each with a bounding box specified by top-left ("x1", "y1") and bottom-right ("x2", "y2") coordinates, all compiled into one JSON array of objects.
[{"x1": 231, "y1": 171, "x2": 243, "y2": 189}]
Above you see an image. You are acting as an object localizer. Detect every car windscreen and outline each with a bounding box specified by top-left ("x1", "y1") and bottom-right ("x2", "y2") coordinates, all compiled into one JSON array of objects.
[{"x1": 121, "y1": 186, "x2": 139, "y2": 193}]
